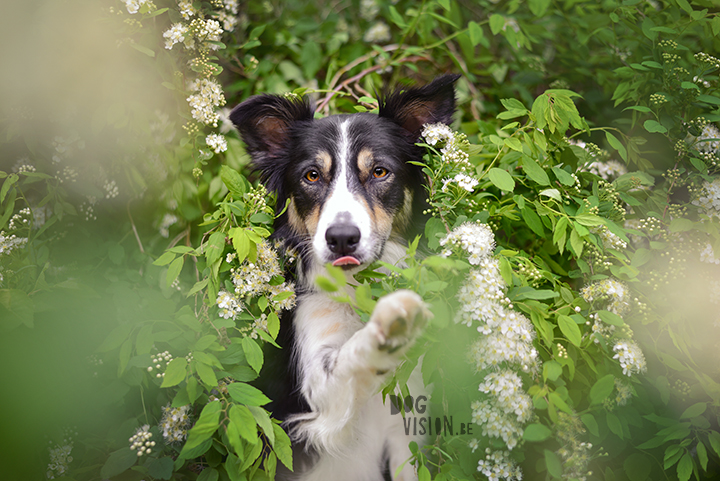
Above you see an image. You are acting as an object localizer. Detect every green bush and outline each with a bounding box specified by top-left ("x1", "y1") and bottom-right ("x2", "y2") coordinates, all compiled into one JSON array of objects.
[{"x1": 1, "y1": 0, "x2": 720, "y2": 480}]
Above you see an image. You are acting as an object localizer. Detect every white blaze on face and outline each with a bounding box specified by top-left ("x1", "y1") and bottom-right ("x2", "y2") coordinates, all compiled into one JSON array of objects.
[{"x1": 312, "y1": 119, "x2": 373, "y2": 264}]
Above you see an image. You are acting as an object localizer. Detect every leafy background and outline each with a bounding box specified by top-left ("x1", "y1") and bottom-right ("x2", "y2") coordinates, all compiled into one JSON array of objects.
[{"x1": 1, "y1": 0, "x2": 720, "y2": 480}]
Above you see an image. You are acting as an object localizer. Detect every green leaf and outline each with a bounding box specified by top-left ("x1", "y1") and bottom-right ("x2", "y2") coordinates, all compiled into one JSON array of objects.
[
  {"x1": 644, "y1": 119, "x2": 667, "y2": 134},
  {"x1": 544, "y1": 449, "x2": 562, "y2": 478},
  {"x1": 146, "y1": 457, "x2": 174, "y2": 480},
  {"x1": 468, "y1": 21, "x2": 484, "y2": 46},
  {"x1": 504, "y1": 137, "x2": 523, "y2": 152},
  {"x1": 605, "y1": 131, "x2": 627, "y2": 161},
  {"x1": 680, "y1": 402, "x2": 707, "y2": 419},
  {"x1": 598, "y1": 310, "x2": 624, "y2": 326},
  {"x1": 623, "y1": 453, "x2": 652, "y2": 481},
  {"x1": 248, "y1": 405, "x2": 274, "y2": 445},
  {"x1": 195, "y1": 361, "x2": 218, "y2": 388},
  {"x1": 0, "y1": 289, "x2": 35, "y2": 330},
  {"x1": 529, "y1": 0, "x2": 551, "y2": 16},
  {"x1": 521, "y1": 156, "x2": 550, "y2": 185},
  {"x1": 197, "y1": 468, "x2": 219, "y2": 481},
  {"x1": 521, "y1": 207, "x2": 545, "y2": 236},
  {"x1": 153, "y1": 251, "x2": 176, "y2": 266},
  {"x1": 607, "y1": 411, "x2": 623, "y2": 438},
  {"x1": 205, "y1": 231, "x2": 226, "y2": 266},
  {"x1": 489, "y1": 14, "x2": 505, "y2": 35},
  {"x1": 227, "y1": 382, "x2": 271, "y2": 406},
  {"x1": 581, "y1": 413, "x2": 599, "y2": 437},
  {"x1": 272, "y1": 423, "x2": 294, "y2": 471},
  {"x1": 558, "y1": 315, "x2": 582, "y2": 346},
  {"x1": 669, "y1": 218, "x2": 694, "y2": 232},
  {"x1": 161, "y1": 357, "x2": 188, "y2": 388},
  {"x1": 675, "y1": 0, "x2": 693, "y2": 14},
  {"x1": 181, "y1": 401, "x2": 222, "y2": 456},
  {"x1": 388, "y1": 5, "x2": 407, "y2": 29},
  {"x1": 590, "y1": 374, "x2": 615, "y2": 405},
  {"x1": 242, "y1": 336, "x2": 264, "y2": 373},
  {"x1": 543, "y1": 360, "x2": 562, "y2": 381},
  {"x1": 0, "y1": 173, "x2": 18, "y2": 203},
  {"x1": 708, "y1": 431, "x2": 720, "y2": 458},
  {"x1": 553, "y1": 217, "x2": 568, "y2": 253},
  {"x1": 677, "y1": 453, "x2": 692, "y2": 481},
  {"x1": 229, "y1": 404, "x2": 259, "y2": 444},
  {"x1": 129, "y1": 42, "x2": 155, "y2": 57},
  {"x1": 551, "y1": 166, "x2": 575, "y2": 186},
  {"x1": 539, "y1": 189, "x2": 561, "y2": 201},
  {"x1": 698, "y1": 94, "x2": 720, "y2": 105},
  {"x1": 100, "y1": 448, "x2": 137, "y2": 479},
  {"x1": 569, "y1": 228, "x2": 583, "y2": 257},
  {"x1": 220, "y1": 165, "x2": 248, "y2": 196},
  {"x1": 574, "y1": 214, "x2": 604, "y2": 226},
  {"x1": 523, "y1": 423, "x2": 552, "y2": 441},
  {"x1": 166, "y1": 256, "x2": 184, "y2": 289},
  {"x1": 487, "y1": 167, "x2": 515, "y2": 191},
  {"x1": 697, "y1": 441, "x2": 708, "y2": 471}
]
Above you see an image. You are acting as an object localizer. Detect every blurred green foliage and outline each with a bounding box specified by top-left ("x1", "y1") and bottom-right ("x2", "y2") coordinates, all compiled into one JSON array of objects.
[{"x1": 1, "y1": 0, "x2": 720, "y2": 480}]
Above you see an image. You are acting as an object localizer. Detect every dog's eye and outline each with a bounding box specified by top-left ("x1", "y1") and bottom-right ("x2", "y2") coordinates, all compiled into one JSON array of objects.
[
  {"x1": 305, "y1": 170, "x2": 320, "y2": 182},
  {"x1": 373, "y1": 167, "x2": 389, "y2": 179}
]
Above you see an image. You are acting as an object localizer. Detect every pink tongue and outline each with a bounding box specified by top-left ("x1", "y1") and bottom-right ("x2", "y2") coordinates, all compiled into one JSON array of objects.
[{"x1": 332, "y1": 256, "x2": 361, "y2": 267}]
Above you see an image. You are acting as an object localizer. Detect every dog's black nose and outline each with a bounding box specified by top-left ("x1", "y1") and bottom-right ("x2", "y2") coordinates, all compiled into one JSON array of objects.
[{"x1": 325, "y1": 224, "x2": 361, "y2": 255}]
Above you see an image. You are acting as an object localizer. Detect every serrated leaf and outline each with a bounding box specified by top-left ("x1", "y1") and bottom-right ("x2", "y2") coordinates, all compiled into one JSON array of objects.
[
  {"x1": 180, "y1": 401, "x2": 222, "y2": 455},
  {"x1": 248, "y1": 405, "x2": 274, "y2": 445},
  {"x1": 161, "y1": 357, "x2": 188, "y2": 388},
  {"x1": 697, "y1": 441, "x2": 708, "y2": 471},
  {"x1": 220, "y1": 165, "x2": 248, "y2": 196},
  {"x1": 590, "y1": 374, "x2": 615, "y2": 405},
  {"x1": 229, "y1": 404, "x2": 258, "y2": 444},
  {"x1": 677, "y1": 453, "x2": 692, "y2": 481},
  {"x1": 272, "y1": 423, "x2": 294, "y2": 471}
]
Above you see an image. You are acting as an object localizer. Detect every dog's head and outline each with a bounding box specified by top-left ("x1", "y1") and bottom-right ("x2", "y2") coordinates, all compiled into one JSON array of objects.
[{"x1": 230, "y1": 75, "x2": 459, "y2": 282}]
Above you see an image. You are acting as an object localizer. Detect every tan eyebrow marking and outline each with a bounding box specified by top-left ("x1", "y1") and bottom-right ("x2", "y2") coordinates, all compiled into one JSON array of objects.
[
  {"x1": 316, "y1": 150, "x2": 332, "y2": 179},
  {"x1": 357, "y1": 148, "x2": 373, "y2": 183}
]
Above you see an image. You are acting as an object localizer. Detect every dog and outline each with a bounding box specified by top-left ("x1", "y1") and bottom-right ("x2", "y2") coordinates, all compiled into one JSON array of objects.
[{"x1": 230, "y1": 74, "x2": 459, "y2": 481}]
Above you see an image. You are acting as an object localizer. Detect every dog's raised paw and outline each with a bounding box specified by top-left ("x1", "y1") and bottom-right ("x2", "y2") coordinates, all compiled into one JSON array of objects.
[{"x1": 370, "y1": 290, "x2": 430, "y2": 352}]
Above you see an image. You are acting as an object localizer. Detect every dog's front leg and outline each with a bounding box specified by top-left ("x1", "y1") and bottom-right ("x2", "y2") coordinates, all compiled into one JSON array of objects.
[{"x1": 292, "y1": 289, "x2": 428, "y2": 452}]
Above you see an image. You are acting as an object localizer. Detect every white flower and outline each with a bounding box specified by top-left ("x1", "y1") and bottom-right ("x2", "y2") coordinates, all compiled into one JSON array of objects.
[
  {"x1": 363, "y1": 22, "x2": 391, "y2": 44},
  {"x1": 692, "y1": 178, "x2": 720, "y2": 220},
  {"x1": 206, "y1": 133, "x2": 228, "y2": 154},
  {"x1": 163, "y1": 23, "x2": 188, "y2": 50},
  {"x1": 159, "y1": 404, "x2": 192, "y2": 443},
  {"x1": 586, "y1": 160, "x2": 627, "y2": 181},
  {"x1": 187, "y1": 78, "x2": 226, "y2": 127},
  {"x1": 177, "y1": 0, "x2": 196, "y2": 19},
  {"x1": 700, "y1": 243, "x2": 720, "y2": 264},
  {"x1": 124, "y1": 0, "x2": 147, "y2": 15},
  {"x1": 696, "y1": 123, "x2": 720, "y2": 154},
  {"x1": 612, "y1": 340, "x2": 647, "y2": 376},
  {"x1": 422, "y1": 123, "x2": 454, "y2": 146},
  {"x1": 580, "y1": 278, "x2": 629, "y2": 316},
  {"x1": 477, "y1": 449, "x2": 523, "y2": 481},
  {"x1": 441, "y1": 222, "x2": 496, "y2": 264},
  {"x1": 159, "y1": 213, "x2": 179, "y2": 238}
]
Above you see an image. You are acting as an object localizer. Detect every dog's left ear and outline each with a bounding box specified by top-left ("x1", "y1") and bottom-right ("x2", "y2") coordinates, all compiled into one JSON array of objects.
[{"x1": 379, "y1": 74, "x2": 460, "y2": 140}]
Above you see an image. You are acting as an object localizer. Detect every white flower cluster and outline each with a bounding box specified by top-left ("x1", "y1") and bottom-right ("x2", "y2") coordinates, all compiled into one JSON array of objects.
[
  {"x1": 695, "y1": 123, "x2": 720, "y2": 153},
  {"x1": 580, "y1": 278, "x2": 629, "y2": 316},
  {"x1": 216, "y1": 241, "x2": 296, "y2": 320},
  {"x1": 0, "y1": 231, "x2": 28, "y2": 256},
  {"x1": 129, "y1": 425, "x2": 155, "y2": 456},
  {"x1": 164, "y1": 23, "x2": 189, "y2": 50},
  {"x1": 612, "y1": 340, "x2": 647, "y2": 376},
  {"x1": 187, "y1": 78, "x2": 226, "y2": 127},
  {"x1": 692, "y1": 178, "x2": 720, "y2": 220},
  {"x1": 206, "y1": 133, "x2": 228, "y2": 153},
  {"x1": 147, "y1": 351, "x2": 173, "y2": 379},
  {"x1": 47, "y1": 435, "x2": 74, "y2": 480},
  {"x1": 124, "y1": 0, "x2": 148, "y2": 15},
  {"x1": 592, "y1": 225, "x2": 627, "y2": 251},
  {"x1": 178, "y1": 0, "x2": 196, "y2": 19},
  {"x1": 477, "y1": 449, "x2": 523, "y2": 481},
  {"x1": 191, "y1": 18, "x2": 223, "y2": 47},
  {"x1": 422, "y1": 123, "x2": 472, "y2": 170},
  {"x1": 474, "y1": 370, "x2": 533, "y2": 449},
  {"x1": 159, "y1": 404, "x2": 192, "y2": 443},
  {"x1": 589, "y1": 312, "x2": 615, "y2": 344},
  {"x1": 215, "y1": 0, "x2": 240, "y2": 32},
  {"x1": 442, "y1": 173, "x2": 479, "y2": 193},
  {"x1": 159, "y1": 213, "x2": 179, "y2": 238},
  {"x1": 586, "y1": 160, "x2": 627, "y2": 181},
  {"x1": 700, "y1": 243, "x2": 720, "y2": 264},
  {"x1": 104, "y1": 180, "x2": 119, "y2": 199},
  {"x1": 364, "y1": 21, "x2": 391, "y2": 44},
  {"x1": 614, "y1": 378, "x2": 633, "y2": 406},
  {"x1": 440, "y1": 222, "x2": 495, "y2": 265}
]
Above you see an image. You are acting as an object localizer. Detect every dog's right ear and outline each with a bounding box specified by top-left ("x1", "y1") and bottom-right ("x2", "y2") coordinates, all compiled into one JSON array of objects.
[{"x1": 230, "y1": 94, "x2": 315, "y2": 163}]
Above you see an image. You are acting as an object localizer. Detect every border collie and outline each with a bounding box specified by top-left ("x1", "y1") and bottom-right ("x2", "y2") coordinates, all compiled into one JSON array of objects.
[{"x1": 230, "y1": 74, "x2": 459, "y2": 481}]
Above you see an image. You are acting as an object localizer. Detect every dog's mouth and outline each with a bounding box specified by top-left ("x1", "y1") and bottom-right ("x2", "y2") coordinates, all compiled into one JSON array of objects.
[{"x1": 332, "y1": 255, "x2": 362, "y2": 269}]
